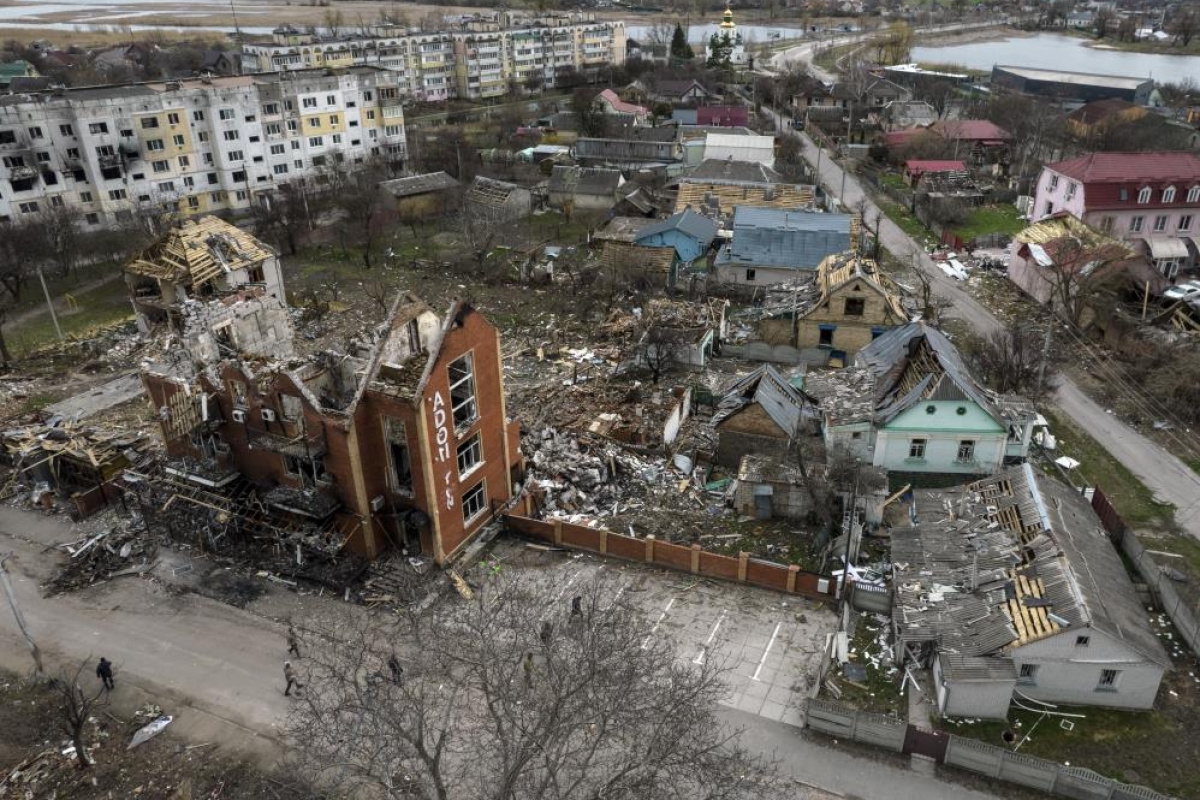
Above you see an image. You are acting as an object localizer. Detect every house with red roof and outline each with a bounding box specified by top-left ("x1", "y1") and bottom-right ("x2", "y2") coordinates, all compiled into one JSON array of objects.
[
  {"x1": 904, "y1": 159, "x2": 967, "y2": 187},
  {"x1": 1032, "y1": 152, "x2": 1200, "y2": 278},
  {"x1": 595, "y1": 89, "x2": 649, "y2": 126},
  {"x1": 885, "y1": 119, "x2": 1011, "y2": 164}
]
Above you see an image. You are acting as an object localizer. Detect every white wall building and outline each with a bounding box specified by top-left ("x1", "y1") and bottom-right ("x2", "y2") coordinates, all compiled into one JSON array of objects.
[
  {"x1": 241, "y1": 13, "x2": 627, "y2": 101},
  {"x1": 0, "y1": 66, "x2": 406, "y2": 227}
]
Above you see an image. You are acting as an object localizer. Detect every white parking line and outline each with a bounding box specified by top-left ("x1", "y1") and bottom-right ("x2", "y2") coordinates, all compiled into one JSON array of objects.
[
  {"x1": 641, "y1": 597, "x2": 676, "y2": 649},
  {"x1": 752, "y1": 622, "x2": 782, "y2": 681},
  {"x1": 693, "y1": 609, "x2": 728, "y2": 665}
]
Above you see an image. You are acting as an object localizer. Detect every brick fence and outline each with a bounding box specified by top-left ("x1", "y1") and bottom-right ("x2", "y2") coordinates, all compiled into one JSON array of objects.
[{"x1": 502, "y1": 512, "x2": 837, "y2": 602}]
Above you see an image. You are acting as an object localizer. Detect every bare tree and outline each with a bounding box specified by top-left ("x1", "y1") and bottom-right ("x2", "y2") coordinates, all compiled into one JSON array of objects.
[
  {"x1": 51, "y1": 658, "x2": 109, "y2": 770},
  {"x1": 970, "y1": 317, "x2": 1052, "y2": 396},
  {"x1": 1039, "y1": 237, "x2": 1129, "y2": 327},
  {"x1": 1171, "y1": 9, "x2": 1197, "y2": 47},
  {"x1": 286, "y1": 574, "x2": 778, "y2": 800},
  {"x1": 910, "y1": 254, "x2": 950, "y2": 324},
  {"x1": 637, "y1": 325, "x2": 687, "y2": 384},
  {"x1": 30, "y1": 204, "x2": 84, "y2": 279}
]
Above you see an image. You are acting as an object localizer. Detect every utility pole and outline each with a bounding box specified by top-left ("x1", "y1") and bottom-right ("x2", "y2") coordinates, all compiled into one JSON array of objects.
[
  {"x1": 839, "y1": 101, "x2": 852, "y2": 212},
  {"x1": 1036, "y1": 305, "x2": 1054, "y2": 401},
  {"x1": 36, "y1": 267, "x2": 62, "y2": 341},
  {"x1": 0, "y1": 554, "x2": 43, "y2": 676},
  {"x1": 838, "y1": 461, "x2": 860, "y2": 614}
]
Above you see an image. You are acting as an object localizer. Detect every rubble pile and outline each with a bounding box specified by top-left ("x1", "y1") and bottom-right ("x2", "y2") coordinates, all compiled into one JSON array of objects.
[{"x1": 45, "y1": 524, "x2": 157, "y2": 595}]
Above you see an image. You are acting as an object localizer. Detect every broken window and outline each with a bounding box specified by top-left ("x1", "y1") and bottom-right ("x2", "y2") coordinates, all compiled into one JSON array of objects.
[
  {"x1": 745, "y1": 269, "x2": 756, "y2": 282},
  {"x1": 462, "y1": 480, "x2": 486, "y2": 523},
  {"x1": 457, "y1": 433, "x2": 482, "y2": 477},
  {"x1": 448, "y1": 353, "x2": 477, "y2": 429},
  {"x1": 843, "y1": 298, "x2": 865, "y2": 317},
  {"x1": 212, "y1": 322, "x2": 236, "y2": 354},
  {"x1": 1018, "y1": 664, "x2": 1038, "y2": 684},
  {"x1": 1075, "y1": 635, "x2": 1090, "y2": 647},
  {"x1": 1097, "y1": 669, "x2": 1120, "y2": 690},
  {"x1": 280, "y1": 394, "x2": 303, "y2": 422},
  {"x1": 285, "y1": 454, "x2": 328, "y2": 486},
  {"x1": 908, "y1": 439, "x2": 926, "y2": 460},
  {"x1": 247, "y1": 265, "x2": 266, "y2": 283},
  {"x1": 386, "y1": 418, "x2": 412, "y2": 492},
  {"x1": 229, "y1": 379, "x2": 249, "y2": 407},
  {"x1": 818, "y1": 324, "x2": 835, "y2": 347},
  {"x1": 956, "y1": 440, "x2": 975, "y2": 462}
]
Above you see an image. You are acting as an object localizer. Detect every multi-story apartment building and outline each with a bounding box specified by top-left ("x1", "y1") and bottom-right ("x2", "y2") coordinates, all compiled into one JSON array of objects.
[
  {"x1": 0, "y1": 66, "x2": 406, "y2": 227},
  {"x1": 241, "y1": 12, "x2": 626, "y2": 101}
]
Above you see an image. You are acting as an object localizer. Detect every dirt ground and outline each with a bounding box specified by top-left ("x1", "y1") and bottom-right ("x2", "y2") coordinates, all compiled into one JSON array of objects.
[{"x1": 0, "y1": 669, "x2": 310, "y2": 799}]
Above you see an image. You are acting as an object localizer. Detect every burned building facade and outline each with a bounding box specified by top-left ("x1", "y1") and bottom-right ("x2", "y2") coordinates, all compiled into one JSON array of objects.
[{"x1": 141, "y1": 294, "x2": 522, "y2": 563}]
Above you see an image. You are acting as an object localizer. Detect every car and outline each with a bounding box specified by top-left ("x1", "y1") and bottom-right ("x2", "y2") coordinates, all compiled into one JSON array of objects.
[{"x1": 1163, "y1": 280, "x2": 1200, "y2": 302}]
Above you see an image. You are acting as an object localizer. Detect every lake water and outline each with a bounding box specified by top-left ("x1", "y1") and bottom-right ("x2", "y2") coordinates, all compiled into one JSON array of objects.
[{"x1": 911, "y1": 32, "x2": 1199, "y2": 85}]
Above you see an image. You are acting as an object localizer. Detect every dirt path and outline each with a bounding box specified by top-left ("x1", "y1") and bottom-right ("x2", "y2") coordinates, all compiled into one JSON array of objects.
[{"x1": 8, "y1": 270, "x2": 122, "y2": 329}]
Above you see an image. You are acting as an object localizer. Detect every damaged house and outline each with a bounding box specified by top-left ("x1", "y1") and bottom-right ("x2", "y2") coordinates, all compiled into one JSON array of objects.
[
  {"x1": 124, "y1": 217, "x2": 292, "y2": 363},
  {"x1": 756, "y1": 252, "x2": 908, "y2": 364},
  {"x1": 674, "y1": 159, "x2": 816, "y2": 219},
  {"x1": 892, "y1": 464, "x2": 1170, "y2": 718},
  {"x1": 805, "y1": 322, "x2": 1036, "y2": 476},
  {"x1": 713, "y1": 207, "x2": 856, "y2": 286},
  {"x1": 713, "y1": 365, "x2": 817, "y2": 467},
  {"x1": 140, "y1": 293, "x2": 522, "y2": 564}
]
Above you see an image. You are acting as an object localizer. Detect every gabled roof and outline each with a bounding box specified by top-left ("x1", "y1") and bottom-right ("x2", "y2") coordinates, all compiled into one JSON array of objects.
[
  {"x1": 636, "y1": 208, "x2": 718, "y2": 246},
  {"x1": 716, "y1": 207, "x2": 852, "y2": 270},
  {"x1": 1045, "y1": 151, "x2": 1200, "y2": 184},
  {"x1": 857, "y1": 321, "x2": 999, "y2": 425},
  {"x1": 713, "y1": 365, "x2": 814, "y2": 438},
  {"x1": 124, "y1": 216, "x2": 274, "y2": 287},
  {"x1": 684, "y1": 158, "x2": 784, "y2": 185},
  {"x1": 905, "y1": 159, "x2": 967, "y2": 175},
  {"x1": 380, "y1": 171, "x2": 459, "y2": 198},
  {"x1": 803, "y1": 252, "x2": 907, "y2": 322},
  {"x1": 651, "y1": 78, "x2": 709, "y2": 98},
  {"x1": 548, "y1": 165, "x2": 624, "y2": 196},
  {"x1": 597, "y1": 88, "x2": 648, "y2": 116},
  {"x1": 464, "y1": 176, "x2": 524, "y2": 207}
]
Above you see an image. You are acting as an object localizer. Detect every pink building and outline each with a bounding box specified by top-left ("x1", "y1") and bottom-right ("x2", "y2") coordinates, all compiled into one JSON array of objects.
[{"x1": 1032, "y1": 152, "x2": 1200, "y2": 279}]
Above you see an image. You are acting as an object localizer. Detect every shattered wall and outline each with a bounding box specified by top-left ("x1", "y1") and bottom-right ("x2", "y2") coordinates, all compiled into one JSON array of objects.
[
  {"x1": 179, "y1": 292, "x2": 294, "y2": 364},
  {"x1": 715, "y1": 404, "x2": 791, "y2": 467}
]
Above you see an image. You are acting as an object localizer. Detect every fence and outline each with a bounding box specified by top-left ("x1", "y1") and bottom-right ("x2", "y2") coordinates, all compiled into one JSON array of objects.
[
  {"x1": 805, "y1": 699, "x2": 1177, "y2": 800},
  {"x1": 502, "y1": 511, "x2": 837, "y2": 602},
  {"x1": 1091, "y1": 488, "x2": 1200, "y2": 660}
]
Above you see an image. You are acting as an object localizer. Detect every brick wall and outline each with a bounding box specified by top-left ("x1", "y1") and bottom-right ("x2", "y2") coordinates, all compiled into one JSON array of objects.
[{"x1": 504, "y1": 513, "x2": 835, "y2": 601}]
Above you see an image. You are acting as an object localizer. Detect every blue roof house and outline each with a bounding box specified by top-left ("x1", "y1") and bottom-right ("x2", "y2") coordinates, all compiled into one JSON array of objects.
[
  {"x1": 714, "y1": 207, "x2": 853, "y2": 285},
  {"x1": 633, "y1": 208, "x2": 718, "y2": 286}
]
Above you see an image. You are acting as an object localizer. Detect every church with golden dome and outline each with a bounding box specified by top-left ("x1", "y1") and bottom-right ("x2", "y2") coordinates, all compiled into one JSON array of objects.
[{"x1": 706, "y1": 6, "x2": 748, "y2": 66}]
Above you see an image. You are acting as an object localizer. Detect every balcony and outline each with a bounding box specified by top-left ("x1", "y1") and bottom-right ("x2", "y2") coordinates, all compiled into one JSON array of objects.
[
  {"x1": 98, "y1": 153, "x2": 122, "y2": 168},
  {"x1": 9, "y1": 165, "x2": 37, "y2": 181}
]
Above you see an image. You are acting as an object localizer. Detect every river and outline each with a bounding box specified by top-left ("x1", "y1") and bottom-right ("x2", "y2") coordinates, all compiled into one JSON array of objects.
[{"x1": 911, "y1": 32, "x2": 1199, "y2": 85}]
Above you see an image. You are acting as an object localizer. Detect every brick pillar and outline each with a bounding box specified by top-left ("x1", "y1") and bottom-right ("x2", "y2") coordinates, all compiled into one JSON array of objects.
[
  {"x1": 645, "y1": 534, "x2": 656, "y2": 563},
  {"x1": 691, "y1": 543, "x2": 702, "y2": 574},
  {"x1": 599, "y1": 529, "x2": 608, "y2": 555},
  {"x1": 738, "y1": 551, "x2": 749, "y2": 582},
  {"x1": 553, "y1": 519, "x2": 563, "y2": 546},
  {"x1": 787, "y1": 564, "x2": 800, "y2": 593}
]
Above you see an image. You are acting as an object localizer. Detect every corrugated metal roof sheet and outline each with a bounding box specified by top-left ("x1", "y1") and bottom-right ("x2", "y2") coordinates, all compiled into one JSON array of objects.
[
  {"x1": 636, "y1": 208, "x2": 717, "y2": 245},
  {"x1": 716, "y1": 208, "x2": 853, "y2": 270}
]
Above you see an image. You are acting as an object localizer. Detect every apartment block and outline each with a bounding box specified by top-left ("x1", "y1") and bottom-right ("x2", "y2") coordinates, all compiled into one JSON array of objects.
[
  {"x1": 0, "y1": 66, "x2": 407, "y2": 227},
  {"x1": 241, "y1": 12, "x2": 626, "y2": 101}
]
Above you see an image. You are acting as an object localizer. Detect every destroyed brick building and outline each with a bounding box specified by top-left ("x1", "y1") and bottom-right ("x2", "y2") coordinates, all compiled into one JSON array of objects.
[
  {"x1": 140, "y1": 293, "x2": 522, "y2": 563},
  {"x1": 713, "y1": 365, "x2": 818, "y2": 467},
  {"x1": 124, "y1": 216, "x2": 292, "y2": 363}
]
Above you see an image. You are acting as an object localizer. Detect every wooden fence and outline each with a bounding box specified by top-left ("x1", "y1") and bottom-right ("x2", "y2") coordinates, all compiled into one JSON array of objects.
[
  {"x1": 805, "y1": 699, "x2": 1176, "y2": 800},
  {"x1": 502, "y1": 511, "x2": 837, "y2": 602}
]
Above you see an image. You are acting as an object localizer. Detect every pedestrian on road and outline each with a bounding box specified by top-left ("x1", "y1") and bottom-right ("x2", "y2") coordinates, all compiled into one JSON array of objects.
[
  {"x1": 523, "y1": 651, "x2": 534, "y2": 688},
  {"x1": 570, "y1": 595, "x2": 583, "y2": 619},
  {"x1": 283, "y1": 661, "x2": 303, "y2": 697},
  {"x1": 539, "y1": 620, "x2": 553, "y2": 645},
  {"x1": 388, "y1": 654, "x2": 403, "y2": 686},
  {"x1": 95, "y1": 657, "x2": 114, "y2": 691},
  {"x1": 286, "y1": 624, "x2": 301, "y2": 658}
]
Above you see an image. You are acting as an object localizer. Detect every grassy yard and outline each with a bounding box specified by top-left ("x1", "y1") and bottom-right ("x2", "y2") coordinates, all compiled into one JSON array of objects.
[
  {"x1": 831, "y1": 613, "x2": 904, "y2": 716},
  {"x1": 876, "y1": 195, "x2": 931, "y2": 244},
  {"x1": 953, "y1": 204, "x2": 1027, "y2": 242},
  {"x1": 1039, "y1": 408, "x2": 1175, "y2": 528},
  {"x1": 8, "y1": 276, "x2": 133, "y2": 358}
]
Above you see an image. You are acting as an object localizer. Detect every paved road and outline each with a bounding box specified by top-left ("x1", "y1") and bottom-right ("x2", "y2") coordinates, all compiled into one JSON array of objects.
[
  {"x1": 761, "y1": 105, "x2": 1200, "y2": 539},
  {"x1": 0, "y1": 507, "x2": 998, "y2": 799}
]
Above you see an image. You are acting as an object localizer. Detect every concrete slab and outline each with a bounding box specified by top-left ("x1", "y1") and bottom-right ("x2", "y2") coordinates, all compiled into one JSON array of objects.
[{"x1": 45, "y1": 371, "x2": 145, "y2": 420}]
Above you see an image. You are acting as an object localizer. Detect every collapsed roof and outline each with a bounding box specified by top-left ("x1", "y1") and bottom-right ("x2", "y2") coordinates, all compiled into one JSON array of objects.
[{"x1": 124, "y1": 216, "x2": 274, "y2": 289}]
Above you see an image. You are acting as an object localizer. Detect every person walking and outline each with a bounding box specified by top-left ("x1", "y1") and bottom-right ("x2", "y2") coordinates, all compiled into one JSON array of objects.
[
  {"x1": 283, "y1": 661, "x2": 303, "y2": 697},
  {"x1": 539, "y1": 620, "x2": 553, "y2": 645},
  {"x1": 387, "y1": 654, "x2": 403, "y2": 686},
  {"x1": 95, "y1": 657, "x2": 114, "y2": 691},
  {"x1": 570, "y1": 596, "x2": 583, "y2": 619},
  {"x1": 286, "y1": 624, "x2": 301, "y2": 658}
]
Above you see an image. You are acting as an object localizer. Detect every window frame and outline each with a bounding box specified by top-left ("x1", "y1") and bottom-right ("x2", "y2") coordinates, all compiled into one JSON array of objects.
[
  {"x1": 908, "y1": 438, "x2": 927, "y2": 460},
  {"x1": 448, "y1": 352, "x2": 478, "y2": 430},
  {"x1": 461, "y1": 480, "x2": 487, "y2": 524},
  {"x1": 956, "y1": 440, "x2": 976, "y2": 462},
  {"x1": 456, "y1": 432, "x2": 483, "y2": 478}
]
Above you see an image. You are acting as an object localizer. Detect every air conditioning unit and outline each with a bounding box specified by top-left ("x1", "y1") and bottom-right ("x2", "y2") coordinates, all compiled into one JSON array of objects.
[
  {"x1": 231, "y1": 409, "x2": 247, "y2": 423},
  {"x1": 261, "y1": 408, "x2": 277, "y2": 422},
  {"x1": 370, "y1": 495, "x2": 385, "y2": 512}
]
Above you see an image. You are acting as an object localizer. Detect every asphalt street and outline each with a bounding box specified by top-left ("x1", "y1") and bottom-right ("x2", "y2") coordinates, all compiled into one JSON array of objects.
[{"x1": 0, "y1": 507, "x2": 999, "y2": 799}]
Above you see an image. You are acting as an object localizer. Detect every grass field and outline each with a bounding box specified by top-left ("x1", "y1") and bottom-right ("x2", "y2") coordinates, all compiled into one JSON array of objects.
[
  {"x1": 954, "y1": 204, "x2": 1027, "y2": 242},
  {"x1": 1040, "y1": 408, "x2": 1175, "y2": 528},
  {"x1": 9, "y1": 276, "x2": 132, "y2": 358}
]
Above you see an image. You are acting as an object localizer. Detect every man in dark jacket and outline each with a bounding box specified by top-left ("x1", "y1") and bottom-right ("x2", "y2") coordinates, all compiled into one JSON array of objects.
[{"x1": 96, "y1": 657, "x2": 114, "y2": 690}]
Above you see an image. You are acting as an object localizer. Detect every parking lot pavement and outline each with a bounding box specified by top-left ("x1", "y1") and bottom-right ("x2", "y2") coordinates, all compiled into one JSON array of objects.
[{"x1": 495, "y1": 543, "x2": 838, "y2": 727}]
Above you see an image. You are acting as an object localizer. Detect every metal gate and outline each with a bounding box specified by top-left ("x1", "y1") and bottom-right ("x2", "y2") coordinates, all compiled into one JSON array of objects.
[{"x1": 903, "y1": 726, "x2": 949, "y2": 763}]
